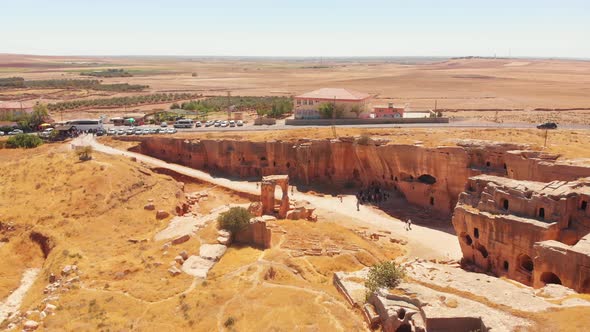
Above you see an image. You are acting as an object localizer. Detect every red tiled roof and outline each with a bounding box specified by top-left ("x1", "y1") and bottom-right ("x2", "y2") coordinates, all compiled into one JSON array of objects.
[
  {"x1": 295, "y1": 88, "x2": 371, "y2": 101},
  {"x1": 0, "y1": 101, "x2": 36, "y2": 109}
]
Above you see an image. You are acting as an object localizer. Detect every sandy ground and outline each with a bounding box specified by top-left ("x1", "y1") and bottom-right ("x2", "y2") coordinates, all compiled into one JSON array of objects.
[
  {"x1": 81, "y1": 135, "x2": 461, "y2": 261},
  {"x1": 0, "y1": 268, "x2": 40, "y2": 324}
]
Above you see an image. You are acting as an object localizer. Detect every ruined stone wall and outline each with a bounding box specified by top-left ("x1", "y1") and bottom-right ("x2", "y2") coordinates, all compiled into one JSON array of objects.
[
  {"x1": 117, "y1": 136, "x2": 590, "y2": 214},
  {"x1": 533, "y1": 240, "x2": 590, "y2": 292},
  {"x1": 452, "y1": 175, "x2": 590, "y2": 291}
]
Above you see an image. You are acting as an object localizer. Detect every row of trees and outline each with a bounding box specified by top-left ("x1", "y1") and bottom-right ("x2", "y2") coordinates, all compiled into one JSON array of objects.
[
  {"x1": 0, "y1": 77, "x2": 147, "y2": 92},
  {"x1": 317, "y1": 103, "x2": 363, "y2": 119},
  {"x1": 48, "y1": 93, "x2": 200, "y2": 111},
  {"x1": 80, "y1": 68, "x2": 133, "y2": 77},
  {"x1": 0, "y1": 103, "x2": 50, "y2": 133},
  {"x1": 171, "y1": 96, "x2": 294, "y2": 118}
]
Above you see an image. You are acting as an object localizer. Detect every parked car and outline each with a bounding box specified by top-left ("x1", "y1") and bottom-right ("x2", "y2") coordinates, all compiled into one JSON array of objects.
[
  {"x1": 8, "y1": 129, "x2": 24, "y2": 135},
  {"x1": 196, "y1": 121, "x2": 202, "y2": 127},
  {"x1": 167, "y1": 128, "x2": 177, "y2": 134},
  {"x1": 96, "y1": 129, "x2": 105, "y2": 136},
  {"x1": 221, "y1": 121, "x2": 229, "y2": 127},
  {"x1": 537, "y1": 122, "x2": 557, "y2": 130},
  {"x1": 107, "y1": 128, "x2": 116, "y2": 135},
  {"x1": 38, "y1": 128, "x2": 54, "y2": 139},
  {"x1": 0, "y1": 131, "x2": 4, "y2": 136},
  {"x1": 236, "y1": 120, "x2": 244, "y2": 126},
  {"x1": 126, "y1": 128, "x2": 135, "y2": 135},
  {"x1": 116, "y1": 129, "x2": 125, "y2": 135},
  {"x1": 160, "y1": 122, "x2": 168, "y2": 127},
  {"x1": 214, "y1": 121, "x2": 221, "y2": 127},
  {"x1": 229, "y1": 120, "x2": 236, "y2": 127},
  {"x1": 205, "y1": 121, "x2": 214, "y2": 127}
]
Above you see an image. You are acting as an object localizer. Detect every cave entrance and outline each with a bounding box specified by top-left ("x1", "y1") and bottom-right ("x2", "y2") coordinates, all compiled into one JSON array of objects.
[
  {"x1": 460, "y1": 232, "x2": 473, "y2": 246},
  {"x1": 503, "y1": 261, "x2": 509, "y2": 271},
  {"x1": 538, "y1": 207, "x2": 545, "y2": 219},
  {"x1": 540, "y1": 272, "x2": 562, "y2": 285},
  {"x1": 30, "y1": 232, "x2": 54, "y2": 259},
  {"x1": 581, "y1": 200, "x2": 588, "y2": 211},
  {"x1": 518, "y1": 254, "x2": 534, "y2": 273},
  {"x1": 430, "y1": 197, "x2": 435, "y2": 206},
  {"x1": 502, "y1": 198, "x2": 509, "y2": 210},
  {"x1": 474, "y1": 227, "x2": 479, "y2": 239},
  {"x1": 397, "y1": 308, "x2": 406, "y2": 319},
  {"x1": 417, "y1": 174, "x2": 437, "y2": 185},
  {"x1": 475, "y1": 243, "x2": 489, "y2": 258},
  {"x1": 395, "y1": 324, "x2": 412, "y2": 332}
]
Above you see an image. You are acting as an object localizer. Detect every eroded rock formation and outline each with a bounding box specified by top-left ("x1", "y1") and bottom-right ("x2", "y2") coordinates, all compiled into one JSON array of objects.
[
  {"x1": 452, "y1": 175, "x2": 590, "y2": 292},
  {"x1": 120, "y1": 136, "x2": 590, "y2": 214}
]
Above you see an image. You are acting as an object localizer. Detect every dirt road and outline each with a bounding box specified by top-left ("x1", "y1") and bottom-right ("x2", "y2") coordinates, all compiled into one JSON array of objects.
[{"x1": 75, "y1": 135, "x2": 461, "y2": 260}]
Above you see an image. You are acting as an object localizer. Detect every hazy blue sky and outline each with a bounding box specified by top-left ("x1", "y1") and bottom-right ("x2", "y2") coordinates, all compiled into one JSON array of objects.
[{"x1": 1, "y1": 0, "x2": 588, "y2": 57}]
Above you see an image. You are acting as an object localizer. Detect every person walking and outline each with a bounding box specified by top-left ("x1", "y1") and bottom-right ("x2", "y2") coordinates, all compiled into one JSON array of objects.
[
  {"x1": 407, "y1": 218, "x2": 412, "y2": 230},
  {"x1": 356, "y1": 198, "x2": 360, "y2": 211}
]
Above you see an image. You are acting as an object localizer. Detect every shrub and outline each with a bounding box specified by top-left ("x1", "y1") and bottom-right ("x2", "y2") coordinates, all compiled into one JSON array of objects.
[
  {"x1": 357, "y1": 134, "x2": 372, "y2": 145},
  {"x1": 76, "y1": 146, "x2": 93, "y2": 161},
  {"x1": 6, "y1": 134, "x2": 43, "y2": 149},
  {"x1": 223, "y1": 317, "x2": 236, "y2": 327},
  {"x1": 365, "y1": 261, "x2": 405, "y2": 297},
  {"x1": 217, "y1": 207, "x2": 252, "y2": 234}
]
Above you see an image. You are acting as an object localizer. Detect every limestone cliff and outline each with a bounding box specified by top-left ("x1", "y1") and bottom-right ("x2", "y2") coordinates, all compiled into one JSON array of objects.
[{"x1": 117, "y1": 136, "x2": 590, "y2": 214}]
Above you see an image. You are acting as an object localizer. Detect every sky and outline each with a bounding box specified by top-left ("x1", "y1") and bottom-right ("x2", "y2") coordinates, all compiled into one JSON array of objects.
[{"x1": 1, "y1": 0, "x2": 589, "y2": 58}]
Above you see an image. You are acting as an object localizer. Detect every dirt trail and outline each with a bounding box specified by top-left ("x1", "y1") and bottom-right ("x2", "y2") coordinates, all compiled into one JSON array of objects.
[
  {"x1": 77, "y1": 135, "x2": 461, "y2": 261},
  {"x1": 0, "y1": 268, "x2": 41, "y2": 324}
]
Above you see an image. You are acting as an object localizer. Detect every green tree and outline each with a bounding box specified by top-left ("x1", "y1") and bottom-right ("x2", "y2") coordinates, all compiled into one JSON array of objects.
[
  {"x1": 350, "y1": 105, "x2": 363, "y2": 118},
  {"x1": 318, "y1": 103, "x2": 335, "y2": 119},
  {"x1": 6, "y1": 134, "x2": 43, "y2": 149},
  {"x1": 170, "y1": 103, "x2": 180, "y2": 110},
  {"x1": 365, "y1": 261, "x2": 406, "y2": 298},
  {"x1": 217, "y1": 207, "x2": 252, "y2": 235}
]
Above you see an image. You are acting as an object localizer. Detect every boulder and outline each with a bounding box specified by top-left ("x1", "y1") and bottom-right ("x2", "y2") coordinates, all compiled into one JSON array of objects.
[
  {"x1": 199, "y1": 244, "x2": 227, "y2": 261},
  {"x1": 179, "y1": 250, "x2": 189, "y2": 261},
  {"x1": 168, "y1": 266, "x2": 182, "y2": 276},
  {"x1": 217, "y1": 236, "x2": 230, "y2": 245},
  {"x1": 144, "y1": 203, "x2": 155, "y2": 211},
  {"x1": 182, "y1": 255, "x2": 215, "y2": 278},
  {"x1": 61, "y1": 265, "x2": 77, "y2": 276},
  {"x1": 248, "y1": 201, "x2": 263, "y2": 217},
  {"x1": 171, "y1": 234, "x2": 190, "y2": 245},
  {"x1": 23, "y1": 320, "x2": 39, "y2": 331},
  {"x1": 175, "y1": 255, "x2": 185, "y2": 264},
  {"x1": 156, "y1": 210, "x2": 170, "y2": 220}
]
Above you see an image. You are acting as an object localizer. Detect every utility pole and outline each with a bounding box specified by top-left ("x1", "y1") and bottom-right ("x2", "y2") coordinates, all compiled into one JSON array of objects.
[
  {"x1": 331, "y1": 95, "x2": 337, "y2": 138},
  {"x1": 227, "y1": 91, "x2": 231, "y2": 121},
  {"x1": 544, "y1": 129, "x2": 548, "y2": 148}
]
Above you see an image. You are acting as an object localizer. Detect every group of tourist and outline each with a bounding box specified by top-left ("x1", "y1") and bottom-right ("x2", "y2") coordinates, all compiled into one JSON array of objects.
[{"x1": 355, "y1": 183, "x2": 391, "y2": 211}]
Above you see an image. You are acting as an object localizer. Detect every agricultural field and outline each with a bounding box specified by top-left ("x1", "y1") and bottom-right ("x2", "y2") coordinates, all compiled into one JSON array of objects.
[{"x1": 1, "y1": 54, "x2": 590, "y2": 123}]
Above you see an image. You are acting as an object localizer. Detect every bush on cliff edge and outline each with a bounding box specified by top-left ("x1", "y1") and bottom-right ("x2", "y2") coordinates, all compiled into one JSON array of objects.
[
  {"x1": 365, "y1": 261, "x2": 406, "y2": 298},
  {"x1": 217, "y1": 207, "x2": 252, "y2": 234},
  {"x1": 6, "y1": 134, "x2": 43, "y2": 149}
]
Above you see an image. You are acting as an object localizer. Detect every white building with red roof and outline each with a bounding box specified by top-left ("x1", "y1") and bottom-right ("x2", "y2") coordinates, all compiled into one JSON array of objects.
[
  {"x1": 0, "y1": 101, "x2": 35, "y2": 120},
  {"x1": 293, "y1": 88, "x2": 372, "y2": 119}
]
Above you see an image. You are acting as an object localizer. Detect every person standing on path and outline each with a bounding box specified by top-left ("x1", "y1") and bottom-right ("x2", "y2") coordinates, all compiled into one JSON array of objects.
[
  {"x1": 356, "y1": 198, "x2": 360, "y2": 211},
  {"x1": 408, "y1": 218, "x2": 412, "y2": 230}
]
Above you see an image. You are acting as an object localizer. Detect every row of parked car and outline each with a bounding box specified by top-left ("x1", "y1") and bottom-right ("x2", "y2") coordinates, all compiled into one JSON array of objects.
[
  {"x1": 106, "y1": 127, "x2": 178, "y2": 136},
  {"x1": 0, "y1": 129, "x2": 24, "y2": 136},
  {"x1": 203, "y1": 120, "x2": 244, "y2": 128}
]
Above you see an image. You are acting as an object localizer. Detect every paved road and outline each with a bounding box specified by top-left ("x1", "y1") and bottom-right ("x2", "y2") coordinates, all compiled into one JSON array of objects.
[
  {"x1": 105, "y1": 120, "x2": 590, "y2": 135},
  {"x1": 75, "y1": 135, "x2": 461, "y2": 261}
]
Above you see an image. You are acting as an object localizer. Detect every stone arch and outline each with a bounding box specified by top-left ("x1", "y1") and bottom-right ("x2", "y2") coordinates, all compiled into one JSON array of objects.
[
  {"x1": 417, "y1": 174, "x2": 437, "y2": 185},
  {"x1": 540, "y1": 272, "x2": 562, "y2": 285},
  {"x1": 517, "y1": 254, "x2": 534, "y2": 273}
]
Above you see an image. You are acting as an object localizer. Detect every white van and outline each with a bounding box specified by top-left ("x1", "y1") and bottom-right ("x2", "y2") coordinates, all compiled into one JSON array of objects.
[{"x1": 174, "y1": 119, "x2": 194, "y2": 128}]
